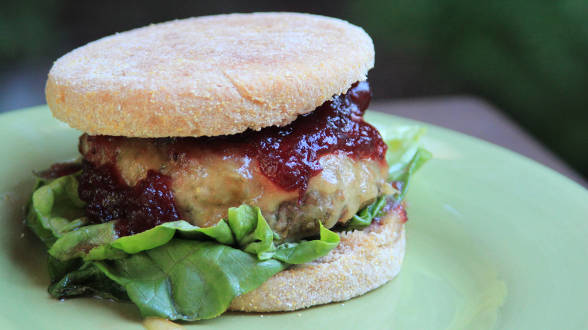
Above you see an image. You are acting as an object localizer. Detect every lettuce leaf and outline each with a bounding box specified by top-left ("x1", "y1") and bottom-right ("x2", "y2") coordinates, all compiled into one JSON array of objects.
[
  {"x1": 273, "y1": 221, "x2": 340, "y2": 264},
  {"x1": 47, "y1": 203, "x2": 338, "y2": 266},
  {"x1": 48, "y1": 256, "x2": 127, "y2": 300},
  {"x1": 347, "y1": 195, "x2": 388, "y2": 230},
  {"x1": 384, "y1": 126, "x2": 428, "y2": 181},
  {"x1": 392, "y1": 147, "x2": 431, "y2": 200},
  {"x1": 49, "y1": 220, "x2": 235, "y2": 261},
  {"x1": 228, "y1": 205, "x2": 339, "y2": 264},
  {"x1": 346, "y1": 126, "x2": 431, "y2": 230},
  {"x1": 229, "y1": 205, "x2": 277, "y2": 259},
  {"x1": 95, "y1": 240, "x2": 285, "y2": 320},
  {"x1": 25, "y1": 174, "x2": 86, "y2": 246},
  {"x1": 26, "y1": 176, "x2": 340, "y2": 320}
]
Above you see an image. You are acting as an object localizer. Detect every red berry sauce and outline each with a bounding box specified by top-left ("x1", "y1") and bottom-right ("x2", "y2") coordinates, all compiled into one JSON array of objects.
[
  {"x1": 249, "y1": 80, "x2": 386, "y2": 194},
  {"x1": 78, "y1": 160, "x2": 180, "y2": 236}
]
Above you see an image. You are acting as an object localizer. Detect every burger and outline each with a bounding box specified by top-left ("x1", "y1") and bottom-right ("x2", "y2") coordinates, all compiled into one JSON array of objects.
[{"x1": 26, "y1": 13, "x2": 429, "y2": 321}]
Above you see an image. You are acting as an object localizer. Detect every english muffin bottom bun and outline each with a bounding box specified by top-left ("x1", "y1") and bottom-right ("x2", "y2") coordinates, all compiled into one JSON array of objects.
[{"x1": 27, "y1": 12, "x2": 428, "y2": 322}]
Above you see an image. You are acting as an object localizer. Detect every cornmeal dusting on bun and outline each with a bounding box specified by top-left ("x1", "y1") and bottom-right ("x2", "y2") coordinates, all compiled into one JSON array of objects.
[{"x1": 46, "y1": 13, "x2": 374, "y2": 137}]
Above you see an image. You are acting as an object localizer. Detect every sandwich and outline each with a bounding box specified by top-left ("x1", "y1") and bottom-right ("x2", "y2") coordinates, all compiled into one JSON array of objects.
[{"x1": 26, "y1": 12, "x2": 430, "y2": 321}]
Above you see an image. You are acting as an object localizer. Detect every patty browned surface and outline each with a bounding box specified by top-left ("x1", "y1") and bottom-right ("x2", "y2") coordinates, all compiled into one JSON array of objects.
[{"x1": 80, "y1": 134, "x2": 393, "y2": 241}]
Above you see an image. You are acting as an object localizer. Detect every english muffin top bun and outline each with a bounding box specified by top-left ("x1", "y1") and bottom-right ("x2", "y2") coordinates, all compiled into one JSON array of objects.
[{"x1": 45, "y1": 12, "x2": 374, "y2": 137}]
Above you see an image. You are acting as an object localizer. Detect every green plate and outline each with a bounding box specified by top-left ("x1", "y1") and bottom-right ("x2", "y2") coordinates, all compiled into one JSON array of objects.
[{"x1": 1, "y1": 106, "x2": 587, "y2": 329}]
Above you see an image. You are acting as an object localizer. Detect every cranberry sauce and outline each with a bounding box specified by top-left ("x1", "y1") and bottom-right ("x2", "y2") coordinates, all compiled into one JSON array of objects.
[
  {"x1": 169, "y1": 80, "x2": 387, "y2": 194},
  {"x1": 78, "y1": 160, "x2": 180, "y2": 236},
  {"x1": 249, "y1": 80, "x2": 386, "y2": 194}
]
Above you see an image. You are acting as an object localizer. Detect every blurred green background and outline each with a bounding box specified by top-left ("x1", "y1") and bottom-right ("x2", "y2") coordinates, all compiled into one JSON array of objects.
[{"x1": 1, "y1": 0, "x2": 587, "y2": 178}]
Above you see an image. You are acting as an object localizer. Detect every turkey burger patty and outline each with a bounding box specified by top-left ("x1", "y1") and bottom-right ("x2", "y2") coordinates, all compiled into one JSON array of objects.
[{"x1": 77, "y1": 81, "x2": 394, "y2": 240}]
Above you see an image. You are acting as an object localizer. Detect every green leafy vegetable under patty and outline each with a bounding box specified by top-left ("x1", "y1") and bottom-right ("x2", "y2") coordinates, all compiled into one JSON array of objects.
[
  {"x1": 27, "y1": 182, "x2": 340, "y2": 320},
  {"x1": 348, "y1": 126, "x2": 432, "y2": 230}
]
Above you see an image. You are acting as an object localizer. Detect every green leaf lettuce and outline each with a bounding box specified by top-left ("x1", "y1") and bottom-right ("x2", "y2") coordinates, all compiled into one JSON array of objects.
[
  {"x1": 26, "y1": 177, "x2": 340, "y2": 320},
  {"x1": 347, "y1": 126, "x2": 431, "y2": 230}
]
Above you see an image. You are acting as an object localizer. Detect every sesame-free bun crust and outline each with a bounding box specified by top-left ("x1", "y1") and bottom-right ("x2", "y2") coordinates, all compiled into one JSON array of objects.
[
  {"x1": 46, "y1": 13, "x2": 374, "y2": 137},
  {"x1": 229, "y1": 205, "x2": 406, "y2": 312}
]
